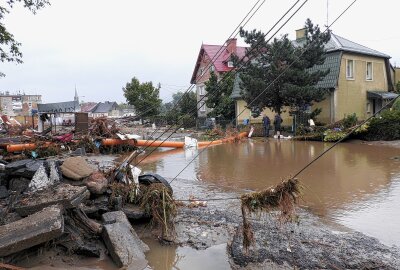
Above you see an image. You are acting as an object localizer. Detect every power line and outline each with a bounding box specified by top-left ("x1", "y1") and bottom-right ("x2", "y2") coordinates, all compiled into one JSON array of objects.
[
  {"x1": 127, "y1": 0, "x2": 266, "y2": 125},
  {"x1": 168, "y1": 0, "x2": 358, "y2": 185},
  {"x1": 130, "y1": 0, "x2": 269, "y2": 162},
  {"x1": 139, "y1": 0, "x2": 266, "y2": 137},
  {"x1": 134, "y1": 0, "x2": 306, "y2": 167}
]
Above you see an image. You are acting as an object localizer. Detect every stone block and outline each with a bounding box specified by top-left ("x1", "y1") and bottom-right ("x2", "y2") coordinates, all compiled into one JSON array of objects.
[{"x1": 0, "y1": 205, "x2": 64, "y2": 257}]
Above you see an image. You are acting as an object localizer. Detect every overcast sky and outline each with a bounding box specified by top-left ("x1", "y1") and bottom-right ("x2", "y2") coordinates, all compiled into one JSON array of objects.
[{"x1": 1, "y1": 0, "x2": 399, "y2": 103}]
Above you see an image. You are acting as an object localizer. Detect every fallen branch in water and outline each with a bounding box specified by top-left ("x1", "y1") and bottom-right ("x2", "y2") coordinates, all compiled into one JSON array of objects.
[{"x1": 240, "y1": 178, "x2": 302, "y2": 251}]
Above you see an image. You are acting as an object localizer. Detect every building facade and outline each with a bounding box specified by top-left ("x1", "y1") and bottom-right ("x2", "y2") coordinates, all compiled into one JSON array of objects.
[
  {"x1": 231, "y1": 31, "x2": 395, "y2": 126},
  {"x1": 190, "y1": 39, "x2": 247, "y2": 118},
  {"x1": 0, "y1": 92, "x2": 42, "y2": 117}
]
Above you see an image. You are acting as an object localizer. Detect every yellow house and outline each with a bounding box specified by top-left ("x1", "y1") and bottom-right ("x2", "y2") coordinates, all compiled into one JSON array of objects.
[{"x1": 231, "y1": 31, "x2": 396, "y2": 126}]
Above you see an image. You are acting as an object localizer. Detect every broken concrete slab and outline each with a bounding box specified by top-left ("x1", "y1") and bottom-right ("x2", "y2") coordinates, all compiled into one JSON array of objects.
[
  {"x1": 85, "y1": 171, "x2": 108, "y2": 195},
  {"x1": 27, "y1": 161, "x2": 61, "y2": 192},
  {"x1": 61, "y1": 157, "x2": 94, "y2": 181},
  {"x1": 14, "y1": 184, "x2": 89, "y2": 216},
  {"x1": 28, "y1": 164, "x2": 49, "y2": 192},
  {"x1": 48, "y1": 160, "x2": 61, "y2": 183},
  {"x1": 0, "y1": 205, "x2": 64, "y2": 257},
  {"x1": 8, "y1": 177, "x2": 30, "y2": 194},
  {"x1": 10, "y1": 160, "x2": 44, "y2": 179},
  {"x1": 101, "y1": 211, "x2": 149, "y2": 269},
  {"x1": 0, "y1": 185, "x2": 8, "y2": 199},
  {"x1": 5, "y1": 159, "x2": 32, "y2": 173},
  {"x1": 71, "y1": 147, "x2": 86, "y2": 156}
]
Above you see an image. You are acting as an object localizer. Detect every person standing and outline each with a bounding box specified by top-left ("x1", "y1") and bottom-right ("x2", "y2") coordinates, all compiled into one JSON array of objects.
[
  {"x1": 262, "y1": 114, "x2": 270, "y2": 137},
  {"x1": 273, "y1": 113, "x2": 283, "y2": 136}
]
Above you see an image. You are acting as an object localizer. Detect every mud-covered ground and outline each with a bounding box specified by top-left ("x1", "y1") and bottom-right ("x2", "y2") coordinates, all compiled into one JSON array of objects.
[
  {"x1": 11, "y1": 153, "x2": 399, "y2": 269},
  {"x1": 169, "y1": 177, "x2": 400, "y2": 269}
]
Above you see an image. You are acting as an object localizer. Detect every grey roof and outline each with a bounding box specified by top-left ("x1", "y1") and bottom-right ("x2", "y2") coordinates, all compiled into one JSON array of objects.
[
  {"x1": 91, "y1": 101, "x2": 118, "y2": 113},
  {"x1": 367, "y1": 91, "x2": 399, "y2": 100},
  {"x1": 294, "y1": 33, "x2": 390, "y2": 59},
  {"x1": 326, "y1": 34, "x2": 390, "y2": 58},
  {"x1": 38, "y1": 101, "x2": 79, "y2": 113}
]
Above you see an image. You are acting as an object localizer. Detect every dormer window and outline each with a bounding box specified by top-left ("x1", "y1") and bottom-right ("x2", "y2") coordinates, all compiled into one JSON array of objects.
[{"x1": 227, "y1": 61, "x2": 234, "y2": 68}]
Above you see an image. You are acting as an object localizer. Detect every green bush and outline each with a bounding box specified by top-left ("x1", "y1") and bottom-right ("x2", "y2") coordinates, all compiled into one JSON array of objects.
[
  {"x1": 323, "y1": 129, "x2": 347, "y2": 142},
  {"x1": 392, "y1": 99, "x2": 400, "y2": 111},
  {"x1": 342, "y1": 113, "x2": 358, "y2": 129},
  {"x1": 362, "y1": 109, "x2": 400, "y2": 141}
]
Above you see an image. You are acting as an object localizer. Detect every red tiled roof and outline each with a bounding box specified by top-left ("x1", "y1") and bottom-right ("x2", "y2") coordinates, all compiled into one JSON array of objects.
[
  {"x1": 80, "y1": 102, "x2": 98, "y2": 113},
  {"x1": 190, "y1": 44, "x2": 247, "y2": 84}
]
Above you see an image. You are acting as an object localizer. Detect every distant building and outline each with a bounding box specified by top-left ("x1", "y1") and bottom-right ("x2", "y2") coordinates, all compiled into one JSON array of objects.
[
  {"x1": 80, "y1": 102, "x2": 98, "y2": 117},
  {"x1": 0, "y1": 91, "x2": 42, "y2": 116},
  {"x1": 91, "y1": 101, "x2": 119, "y2": 118}
]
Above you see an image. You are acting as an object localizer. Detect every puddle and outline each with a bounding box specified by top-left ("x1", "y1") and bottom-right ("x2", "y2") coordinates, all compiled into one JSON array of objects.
[{"x1": 143, "y1": 238, "x2": 230, "y2": 270}]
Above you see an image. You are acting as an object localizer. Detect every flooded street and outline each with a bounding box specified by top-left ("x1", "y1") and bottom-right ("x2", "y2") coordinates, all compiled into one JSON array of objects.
[{"x1": 141, "y1": 140, "x2": 400, "y2": 247}]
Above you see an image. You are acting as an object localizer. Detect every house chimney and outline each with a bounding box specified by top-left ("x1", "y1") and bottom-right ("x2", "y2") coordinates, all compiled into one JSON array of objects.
[
  {"x1": 295, "y1": 28, "x2": 307, "y2": 40},
  {"x1": 226, "y1": 38, "x2": 237, "y2": 54}
]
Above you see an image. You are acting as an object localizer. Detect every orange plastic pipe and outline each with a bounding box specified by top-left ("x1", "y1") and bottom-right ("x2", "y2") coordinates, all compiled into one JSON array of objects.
[
  {"x1": 101, "y1": 139, "x2": 185, "y2": 148},
  {"x1": 102, "y1": 132, "x2": 248, "y2": 148},
  {"x1": 6, "y1": 142, "x2": 51, "y2": 152},
  {"x1": 6, "y1": 132, "x2": 248, "y2": 152}
]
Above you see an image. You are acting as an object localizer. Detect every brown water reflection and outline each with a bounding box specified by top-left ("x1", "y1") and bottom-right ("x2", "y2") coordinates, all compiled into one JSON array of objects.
[
  {"x1": 196, "y1": 140, "x2": 399, "y2": 216},
  {"x1": 142, "y1": 140, "x2": 400, "y2": 247}
]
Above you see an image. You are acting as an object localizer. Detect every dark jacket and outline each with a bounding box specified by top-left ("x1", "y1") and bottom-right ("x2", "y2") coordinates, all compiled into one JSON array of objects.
[
  {"x1": 262, "y1": 116, "x2": 270, "y2": 126},
  {"x1": 273, "y1": 115, "x2": 282, "y2": 126}
]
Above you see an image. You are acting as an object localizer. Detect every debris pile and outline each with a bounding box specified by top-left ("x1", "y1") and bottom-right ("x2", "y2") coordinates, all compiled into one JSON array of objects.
[{"x1": 0, "y1": 154, "x2": 174, "y2": 269}]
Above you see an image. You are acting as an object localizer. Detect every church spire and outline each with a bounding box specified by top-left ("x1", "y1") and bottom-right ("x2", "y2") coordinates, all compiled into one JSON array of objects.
[{"x1": 74, "y1": 84, "x2": 79, "y2": 103}]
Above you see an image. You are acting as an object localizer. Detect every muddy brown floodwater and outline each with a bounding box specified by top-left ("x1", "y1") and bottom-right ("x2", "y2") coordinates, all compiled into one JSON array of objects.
[{"x1": 141, "y1": 139, "x2": 400, "y2": 249}]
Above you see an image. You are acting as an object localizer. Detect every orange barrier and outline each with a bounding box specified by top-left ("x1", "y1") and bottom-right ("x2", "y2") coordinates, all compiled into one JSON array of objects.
[{"x1": 6, "y1": 132, "x2": 248, "y2": 152}]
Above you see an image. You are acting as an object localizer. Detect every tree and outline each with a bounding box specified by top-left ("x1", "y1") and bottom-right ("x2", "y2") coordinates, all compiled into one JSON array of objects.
[
  {"x1": 163, "y1": 90, "x2": 197, "y2": 127},
  {"x1": 238, "y1": 19, "x2": 331, "y2": 116},
  {"x1": 204, "y1": 71, "x2": 235, "y2": 120},
  {"x1": 0, "y1": 0, "x2": 50, "y2": 77},
  {"x1": 395, "y1": 81, "x2": 400, "y2": 93},
  {"x1": 123, "y1": 77, "x2": 162, "y2": 119}
]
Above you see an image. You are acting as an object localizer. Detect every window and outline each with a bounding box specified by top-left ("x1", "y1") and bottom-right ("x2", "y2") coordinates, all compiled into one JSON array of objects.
[
  {"x1": 199, "y1": 101, "x2": 206, "y2": 112},
  {"x1": 210, "y1": 65, "x2": 215, "y2": 72},
  {"x1": 346, "y1": 59, "x2": 354, "y2": 79},
  {"x1": 200, "y1": 68, "x2": 204, "y2": 76},
  {"x1": 227, "y1": 61, "x2": 234, "y2": 68},
  {"x1": 366, "y1": 62, "x2": 373, "y2": 81},
  {"x1": 198, "y1": 85, "x2": 205, "y2": 95}
]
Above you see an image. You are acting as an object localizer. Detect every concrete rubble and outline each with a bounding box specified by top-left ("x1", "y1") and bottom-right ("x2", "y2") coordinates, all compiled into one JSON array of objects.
[
  {"x1": 0, "y1": 205, "x2": 64, "y2": 257},
  {"x1": 0, "y1": 153, "x2": 155, "y2": 269},
  {"x1": 102, "y1": 211, "x2": 149, "y2": 269}
]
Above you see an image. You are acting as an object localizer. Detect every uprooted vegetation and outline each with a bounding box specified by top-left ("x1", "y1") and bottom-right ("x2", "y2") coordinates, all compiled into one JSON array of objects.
[{"x1": 240, "y1": 178, "x2": 302, "y2": 250}]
